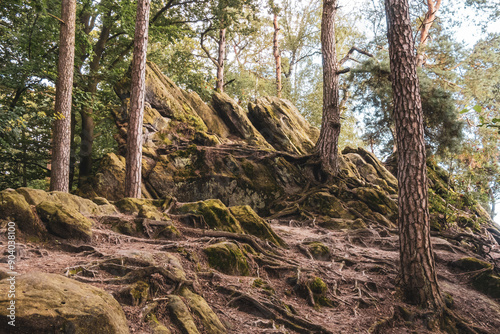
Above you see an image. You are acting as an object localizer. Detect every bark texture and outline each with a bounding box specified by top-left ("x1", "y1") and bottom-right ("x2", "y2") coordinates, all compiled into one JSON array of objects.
[
  {"x1": 316, "y1": 0, "x2": 340, "y2": 175},
  {"x1": 384, "y1": 0, "x2": 444, "y2": 309},
  {"x1": 216, "y1": 28, "x2": 226, "y2": 93},
  {"x1": 273, "y1": 13, "x2": 282, "y2": 98},
  {"x1": 125, "y1": 0, "x2": 150, "y2": 198},
  {"x1": 416, "y1": 0, "x2": 441, "y2": 67},
  {"x1": 50, "y1": 0, "x2": 76, "y2": 192}
]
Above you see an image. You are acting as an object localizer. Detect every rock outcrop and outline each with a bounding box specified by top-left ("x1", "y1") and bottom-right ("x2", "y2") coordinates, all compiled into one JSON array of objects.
[
  {"x1": 0, "y1": 272, "x2": 130, "y2": 334},
  {"x1": 2, "y1": 63, "x2": 498, "y2": 334}
]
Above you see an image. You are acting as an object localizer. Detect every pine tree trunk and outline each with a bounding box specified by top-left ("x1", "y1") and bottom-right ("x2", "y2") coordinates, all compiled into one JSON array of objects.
[
  {"x1": 316, "y1": 0, "x2": 340, "y2": 175},
  {"x1": 216, "y1": 28, "x2": 226, "y2": 93},
  {"x1": 384, "y1": 0, "x2": 444, "y2": 309},
  {"x1": 125, "y1": 0, "x2": 150, "y2": 198},
  {"x1": 273, "y1": 13, "x2": 282, "y2": 98},
  {"x1": 50, "y1": 0, "x2": 76, "y2": 192},
  {"x1": 416, "y1": 0, "x2": 441, "y2": 67}
]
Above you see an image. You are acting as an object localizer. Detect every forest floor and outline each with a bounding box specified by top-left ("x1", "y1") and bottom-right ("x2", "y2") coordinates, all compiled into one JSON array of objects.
[{"x1": 2, "y1": 212, "x2": 500, "y2": 334}]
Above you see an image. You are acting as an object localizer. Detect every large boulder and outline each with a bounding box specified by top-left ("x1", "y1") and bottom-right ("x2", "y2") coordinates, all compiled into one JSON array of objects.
[
  {"x1": 175, "y1": 199, "x2": 244, "y2": 233},
  {"x1": 0, "y1": 189, "x2": 44, "y2": 237},
  {"x1": 0, "y1": 272, "x2": 129, "y2": 334},
  {"x1": 36, "y1": 201, "x2": 93, "y2": 241},
  {"x1": 211, "y1": 92, "x2": 272, "y2": 148},
  {"x1": 248, "y1": 96, "x2": 319, "y2": 154}
]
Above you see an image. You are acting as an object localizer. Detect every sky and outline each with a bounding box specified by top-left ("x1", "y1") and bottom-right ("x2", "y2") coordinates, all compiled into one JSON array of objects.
[{"x1": 338, "y1": 0, "x2": 500, "y2": 225}]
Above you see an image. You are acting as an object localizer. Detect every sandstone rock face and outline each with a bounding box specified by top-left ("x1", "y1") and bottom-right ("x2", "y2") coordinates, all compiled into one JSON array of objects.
[
  {"x1": 0, "y1": 272, "x2": 129, "y2": 334},
  {"x1": 82, "y1": 62, "x2": 493, "y2": 234},
  {"x1": 248, "y1": 96, "x2": 319, "y2": 154}
]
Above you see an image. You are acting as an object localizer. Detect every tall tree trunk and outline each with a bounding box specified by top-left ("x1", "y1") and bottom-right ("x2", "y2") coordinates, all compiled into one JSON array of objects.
[
  {"x1": 125, "y1": 0, "x2": 150, "y2": 198},
  {"x1": 216, "y1": 28, "x2": 226, "y2": 93},
  {"x1": 273, "y1": 13, "x2": 282, "y2": 98},
  {"x1": 416, "y1": 0, "x2": 441, "y2": 67},
  {"x1": 78, "y1": 25, "x2": 110, "y2": 187},
  {"x1": 384, "y1": 0, "x2": 444, "y2": 309},
  {"x1": 316, "y1": 0, "x2": 340, "y2": 176},
  {"x1": 50, "y1": 0, "x2": 76, "y2": 192}
]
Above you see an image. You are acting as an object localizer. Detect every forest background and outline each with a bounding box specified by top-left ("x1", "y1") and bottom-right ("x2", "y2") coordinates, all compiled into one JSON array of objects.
[{"x1": 0, "y1": 0, "x2": 499, "y2": 222}]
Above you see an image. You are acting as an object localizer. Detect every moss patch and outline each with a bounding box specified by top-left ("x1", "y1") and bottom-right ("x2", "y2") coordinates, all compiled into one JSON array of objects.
[
  {"x1": 204, "y1": 242, "x2": 250, "y2": 276},
  {"x1": 176, "y1": 199, "x2": 243, "y2": 233},
  {"x1": 180, "y1": 288, "x2": 226, "y2": 334},
  {"x1": 306, "y1": 242, "x2": 331, "y2": 261},
  {"x1": 36, "y1": 201, "x2": 93, "y2": 241},
  {"x1": 0, "y1": 272, "x2": 129, "y2": 334},
  {"x1": 229, "y1": 205, "x2": 286, "y2": 246},
  {"x1": 0, "y1": 189, "x2": 44, "y2": 237}
]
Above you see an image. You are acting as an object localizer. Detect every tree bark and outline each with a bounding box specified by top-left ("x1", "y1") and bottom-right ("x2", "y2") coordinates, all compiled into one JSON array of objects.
[
  {"x1": 125, "y1": 0, "x2": 150, "y2": 198},
  {"x1": 273, "y1": 13, "x2": 282, "y2": 98},
  {"x1": 50, "y1": 0, "x2": 76, "y2": 192},
  {"x1": 316, "y1": 0, "x2": 341, "y2": 176},
  {"x1": 384, "y1": 0, "x2": 444, "y2": 309},
  {"x1": 216, "y1": 28, "x2": 226, "y2": 93},
  {"x1": 416, "y1": 0, "x2": 441, "y2": 67}
]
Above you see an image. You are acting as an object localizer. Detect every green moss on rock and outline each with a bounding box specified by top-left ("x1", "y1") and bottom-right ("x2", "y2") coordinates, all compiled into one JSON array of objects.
[
  {"x1": 0, "y1": 189, "x2": 44, "y2": 237},
  {"x1": 305, "y1": 192, "x2": 356, "y2": 220},
  {"x1": 167, "y1": 295, "x2": 200, "y2": 334},
  {"x1": 0, "y1": 272, "x2": 129, "y2": 334},
  {"x1": 318, "y1": 218, "x2": 366, "y2": 230},
  {"x1": 180, "y1": 288, "x2": 226, "y2": 334},
  {"x1": 473, "y1": 272, "x2": 500, "y2": 299},
  {"x1": 115, "y1": 281, "x2": 149, "y2": 306},
  {"x1": 229, "y1": 205, "x2": 286, "y2": 246},
  {"x1": 177, "y1": 199, "x2": 243, "y2": 233},
  {"x1": 453, "y1": 257, "x2": 492, "y2": 271},
  {"x1": 36, "y1": 201, "x2": 93, "y2": 241},
  {"x1": 204, "y1": 242, "x2": 250, "y2": 276},
  {"x1": 306, "y1": 242, "x2": 331, "y2": 261}
]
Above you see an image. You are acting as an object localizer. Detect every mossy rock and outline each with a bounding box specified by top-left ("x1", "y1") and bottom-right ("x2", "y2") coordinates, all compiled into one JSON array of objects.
[
  {"x1": 167, "y1": 295, "x2": 200, "y2": 334},
  {"x1": 307, "y1": 276, "x2": 334, "y2": 307},
  {"x1": 0, "y1": 272, "x2": 129, "y2": 334},
  {"x1": 115, "y1": 198, "x2": 163, "y2": 215},
  {"x1": 17, "y1": 188, "x2": 104, "y2": 215},
  {"x1": 353, "y1": 187, "x2": 397, "y2": 216},
  {"x1": 180, "y1": 288, "x2": 226, "y2": 334},
  {"x1": 452, "y1": 257, "x2": 492, "y2": 271},
  {"x1": 252, "y1": 278, "x2": 275, "y2": 294},
  {"x1": 305, "y1": 192, "x2": 356, "y2": 220},
  {"x1": 0, "y1": 189, "x2": 44, "y2": 237},
  {"x1": 306, "y1": 242, "x2": 331, "y2": 261},
  {"x1": 473, "y1": 272, "x2": 500, "y2": 299},
  {"x1": 138, "y1": 218, "x2": 181, "y2": 240},
  {"x1": 36, "y1": 201, "x2": 93, "y2": 241},
  {"x1": 229, "y1": 205, "x2": 286, "y2": 246},
  {"x1": 176, "y1": 199, "x2": 243, "y2": 233},
  {"x1": 318, "y1": 218, "x2": 366, "y2": 230},
  {"x1": 101, "y1": 216, "x2": 143, "y2": 237},
  {"x1": 204, "y1": 242, "x2": 250, "y2": 276},
  {"x1": 114, "y1": 281, "x2": 149, "y2": 306}
]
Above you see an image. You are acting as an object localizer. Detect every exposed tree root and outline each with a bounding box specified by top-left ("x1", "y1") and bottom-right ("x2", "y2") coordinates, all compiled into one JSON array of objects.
[
  {"x1": 221, "y1": 286, "x2": 334, "y2": 334},
  {"x1": 369, "y1": 305, "x2": 490, "y2": 334}
]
